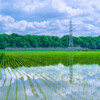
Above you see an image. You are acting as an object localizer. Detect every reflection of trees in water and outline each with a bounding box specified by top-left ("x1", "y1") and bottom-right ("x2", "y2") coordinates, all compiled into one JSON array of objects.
[{"x1": 69, "y1": 54, "x2": 73, "y2": 83}]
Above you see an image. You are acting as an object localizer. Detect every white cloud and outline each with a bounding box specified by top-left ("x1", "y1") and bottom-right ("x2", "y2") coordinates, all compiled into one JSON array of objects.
[
  {"x1": 7, "y1": 0, "x2": 99, "y2": 17},
  {"x1": 0, "y1": 15, "x2": 14, "y2": 23},
  {"x1": 52, "y1": 0, "x2": 82, "y2": 16},
  {"x1": 0, "y1": 0, "x2": 100, "y2": 36},
  {"x1": 12, "y1": 0, "x2": 48, "y2": 13},
  {"x1": 4, "y1": 20, "x2": 28, "y2": 31},
  {"x1": 4, "y1": 19, "x2": 49, "y2": 31},
  {"x1": 0, "y1": 14, "x2": 100, "y2": 37}
]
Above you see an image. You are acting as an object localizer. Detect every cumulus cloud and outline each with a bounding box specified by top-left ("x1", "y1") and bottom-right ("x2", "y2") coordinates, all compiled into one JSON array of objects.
[
  {"x1": 0, "y1": 15, "x2": 14, "y2": 23},
  {"x1": 52, "y1": 0, "x2": 83, "y2": 16},
  {"x1": 13, "y1": 0, "x2": 47, "y2": 13},
  {"x1": 3, "y1": 17, "x2": 49, "y2": 31},
  {"x1": 0, "y1": 14, "x2": 100, "y2": 37},
  {"x1": 0, "y1": 0, "x2": 100, "y2": 36}
]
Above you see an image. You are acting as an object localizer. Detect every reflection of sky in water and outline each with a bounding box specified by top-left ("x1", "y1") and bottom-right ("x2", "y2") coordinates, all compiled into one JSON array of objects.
[{"x1": 0, "y1": 64, "x2": 100, "y2": 100}]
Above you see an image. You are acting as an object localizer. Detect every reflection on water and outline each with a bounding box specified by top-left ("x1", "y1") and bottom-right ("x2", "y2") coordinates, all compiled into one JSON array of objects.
[
  {"x1": 0, "y1": 52, "x2": 100, "y2": 100},
  {"x1": 0, "y1": 64, "x2": 100, "y2": 100},
  {"x1": 69, "y1": 54, "x2": 73, "y2": 83}
]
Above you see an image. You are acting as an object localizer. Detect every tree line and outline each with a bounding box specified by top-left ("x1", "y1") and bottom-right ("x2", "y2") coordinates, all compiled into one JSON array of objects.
[{"x1": 0, "y1": 33, "x2": 100, "y2": 49}]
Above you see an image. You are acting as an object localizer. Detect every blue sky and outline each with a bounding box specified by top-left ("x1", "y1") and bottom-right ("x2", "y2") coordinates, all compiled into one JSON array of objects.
[{"x1": 0, "y1": 0, "x2": 100, "y2": 37}]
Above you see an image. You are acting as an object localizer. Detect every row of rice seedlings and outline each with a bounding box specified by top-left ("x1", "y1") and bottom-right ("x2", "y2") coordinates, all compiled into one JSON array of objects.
[
  {"x1": 68, "y1": 80, "x2": 87, "y2": 100},
  {"x1": 1, "y1": 51, "x2": 100, "y2": 68},
  {"x1": 12, "y1": 57, "x2": 41, "y2": 100},
  {"x1": 17, "y1": 54, "x2": 63, "y2": 69},
  {"x1": 21, "y1": 67, "x2": 65, "y2": 100},
  {"x1": 2, "y1": 53, "x2": 67, "y2": 68},
  {"x1": 37, "y1": 68, "x2": 67, "y2": 86},
  {"x1": 18, "y1": 52, "x2": 100, "y2": 66},
  {"x1": 3, "y1": 56, "x2": 26, "y2": 100},
  {"x1": 82, "y1": 77, "x2": 95, "y2": 97},
  {"x1": 1, "y1": 55, "x2": 8, "y2": 89},
  {"x1": 34, "y1": 68, "x2": 65, "y2": 87},
  {"x1": 16, "y1": 55, "x2": 45, "y2": 67},
  {"x1": 32, "y1": 68, "x2": 69, "y2": 96},
  {"x1": 29, "y1": 67, "x2": 77, "y2": 100},
  {"x1": 8, "y1": 54, "x2": 45, "y2": 69},
  {"x1": 15, "y1": 68, "x2": 27, "y2": 100},
  {"x1": 9, "y1": 66, "x2": 18, "y2": 100},
  {"x1": 12, "y1": 55, "x2": 27, "y2": 67},
  {"x1": 27, "y1": 75, "x2": 39, "y2": 99},
  {"x1": 15, "y1": 56, "x2": 69, "y2": 99},
  {"x1": 16, "y1": 55, "x2": 38, "y2": 67},
  {"x1": 73, "y1": 84, "x2": 87, "y2": 99},
  {"x1": 18, "y1": 67, "x2": 46, "y2": 99},
  {"x1": 36, "y1": 67, "x2": 71, "y2": 88},
  {"x1": 6, "y1": 68, "x2": 12, "y2": 100},
  {"x1": 0, "y1": 67, "x2": 98, "y2": 99},
  {"x1": 0, "y1": 53, "x2": 5, "y2": 79},
  {"x1": 16, "y1": 56, "x2": 63, "y2": 99},
  {"x1": 13, "y1": 57, "x2": 48, "y2": 100},
  {"x1": 15, "y1": 57, "x2": 55, "y2": 98},
  {"x1": 0, "y1": 52, "x2": 99, "y2": 99},
  {"x1": 69, "y1": 75, "x2": 89, "y2": 99},
  {"x1": 0, "y1": 58, "x2": 3, "y2": 80},
  {"x1": 7, "y1": 55, "x2": 21, "y2": 68},
  {"x1": 12, "y1": 55, "x2": 35, "y2": 69},
  {"x1": 8, "y1": 67, "x2": 19, "y2": 100},
  {"x1": 24, "y1": 55, "x2": 46, "y2": 65},
  {"x1": 18, "y1": 67, "x2": 47, "y2": 100},
  {"x1": 72, "y1": 75, "x2": 97, "y2": 99},
  {"x1": 34, "y1": 68, "x2": 67, "y2": 88},
  {"x1": 8, "y1": 55, "x2": 29, "y2": 100},
  {"x1": 9, "y1": 55, "x2": 22, "y2": 68},
  {"x1": 1, "y1": 52, "x2": 100, "y2": 69},
  {"x1": 21, "y1": 54, "x2": 68, "y2": 67},
  {"x1": 12, "y1": 55, "x2": 33, "y2": 68},
  {"x1": 37, "y1": 68, "x2": 91, "y2": 100},
  {"x1": 0, "y1": 54, "x2": 4, "y2": 80},
  {"x1": 1, "y1": 55, "x2": 17, "y2": 68},
  {"x1": 18, "y1": 68, "x2": 38, "y2": 100},
  {"x1": 22, "y1": 78, "x2": 27, "y2": 100}
]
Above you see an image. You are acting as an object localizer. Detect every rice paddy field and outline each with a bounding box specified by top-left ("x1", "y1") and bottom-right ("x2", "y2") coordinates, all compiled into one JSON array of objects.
[{"x1": 0, "y1": 51, "x2": 100, "y2": 100}]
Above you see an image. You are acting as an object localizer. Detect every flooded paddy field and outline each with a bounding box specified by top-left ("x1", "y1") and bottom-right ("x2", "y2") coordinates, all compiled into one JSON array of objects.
[{"x1": 0, "y1": 51, "x2": 100, "y2": 100}]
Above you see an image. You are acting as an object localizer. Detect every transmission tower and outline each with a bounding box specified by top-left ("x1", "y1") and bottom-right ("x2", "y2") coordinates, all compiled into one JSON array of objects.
[{"x1": 69, "y1": 19, "x2": 73, "y2": 48}]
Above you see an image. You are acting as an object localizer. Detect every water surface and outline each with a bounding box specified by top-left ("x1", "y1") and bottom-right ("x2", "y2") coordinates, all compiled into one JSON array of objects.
[
  {"x1": 0, "y1": 64, "x2": 100, "y2": 100},
  {"x1": 0, "y1": 52, "x2": 100, "y2": 100}
]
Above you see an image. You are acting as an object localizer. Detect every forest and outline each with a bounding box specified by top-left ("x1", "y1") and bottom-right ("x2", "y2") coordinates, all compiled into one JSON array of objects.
[{"x1": 0, "y1": 33, "x2": 100, "y2": 49}]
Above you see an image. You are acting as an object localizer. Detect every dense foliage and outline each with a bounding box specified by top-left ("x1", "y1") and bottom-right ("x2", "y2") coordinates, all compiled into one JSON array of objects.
[{"x1": 0, "y1": 33, "x2": 100, "y2": 49}]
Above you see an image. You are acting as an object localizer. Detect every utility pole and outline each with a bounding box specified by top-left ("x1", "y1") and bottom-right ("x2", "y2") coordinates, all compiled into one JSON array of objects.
[{"x1": 69, "y1": 19, "x2": 73, "y2": 48}]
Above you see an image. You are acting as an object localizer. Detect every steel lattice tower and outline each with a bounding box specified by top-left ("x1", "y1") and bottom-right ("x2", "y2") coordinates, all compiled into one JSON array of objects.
[{"x1": 69, "y1": 19, "x2": 73, "y2": 48}]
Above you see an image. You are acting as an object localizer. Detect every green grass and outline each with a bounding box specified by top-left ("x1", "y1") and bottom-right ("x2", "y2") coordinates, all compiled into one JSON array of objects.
[{"x1": 0, "y1": 51, "x2": 100, "y2": 68}]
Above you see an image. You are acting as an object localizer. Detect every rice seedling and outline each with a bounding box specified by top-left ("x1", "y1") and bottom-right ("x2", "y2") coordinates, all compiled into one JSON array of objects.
[
  {"x1": 0, "y1": 51, "x2": 100, "y2": 100},
  {"x1": 21, "y1": 67, "x2": 65, "y2": 100},
  {"x1": 0, "y1": 51, "x2": 100, "y2": 68},
  {"x1": 6, "y1": 68, "x2": 13, "y2": 100},
  {"x1": 16, "y1": 69, "x2": 27, "y2": 100}
]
